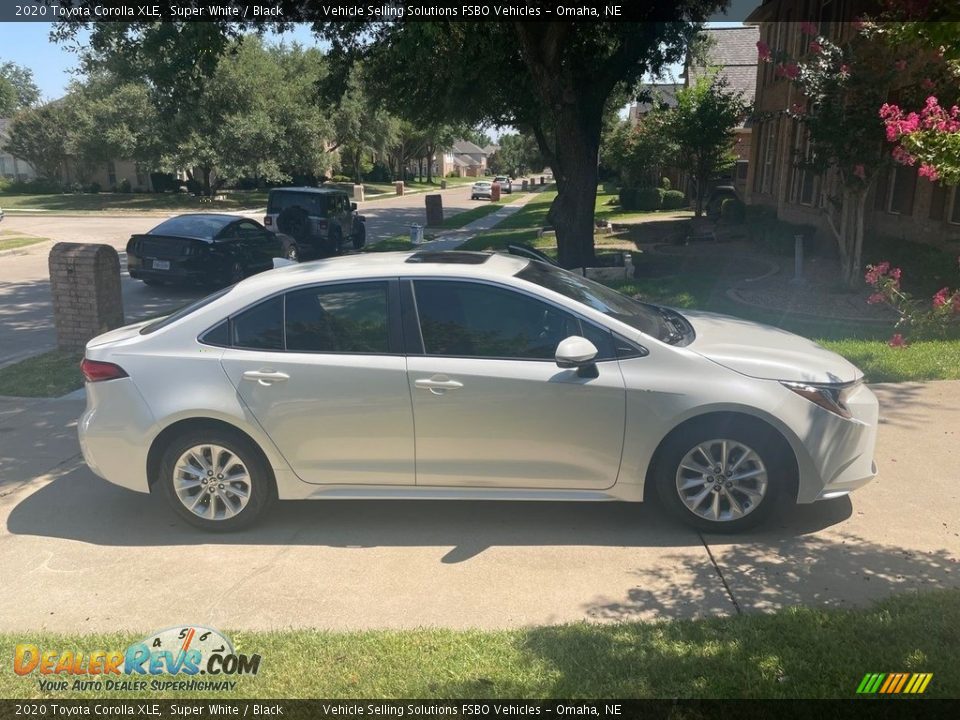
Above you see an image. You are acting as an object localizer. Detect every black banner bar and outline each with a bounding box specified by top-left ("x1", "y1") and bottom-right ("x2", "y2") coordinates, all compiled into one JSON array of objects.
[{"x1": 2, "y1": 0, "x2": 960, "y2": 23}]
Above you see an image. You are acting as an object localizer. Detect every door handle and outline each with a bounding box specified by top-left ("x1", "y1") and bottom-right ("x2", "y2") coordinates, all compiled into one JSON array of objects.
[
  {"x1": 242, "y1": 370, "x2": 290, "y2": 386},
  {"x1": 415, "y1": 377, "x2": 464, "y2": 394}
]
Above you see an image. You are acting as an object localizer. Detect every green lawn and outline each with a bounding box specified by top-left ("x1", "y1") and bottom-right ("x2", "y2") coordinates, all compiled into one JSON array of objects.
[
  {"x1": 460, "y1": 189, "x2": 557, "y2": 251},
  {"x1": 594, "y1": 185, "x2": 693, "y2": 223},
  {"x1": 0, "y1": 230, "x2": 49, "y2": 251},
  {"x1": 1, "y1": 590, "x2": 956, "y2": 699},
  {"x1": 0, "y1": 350, "x2": 83, "y2": 397},
  {"x1": 436, "y1": 193, "x2": 523, "y2": 229},
  {"x1": 0, "y1": 191, "x2": 267, "y2": 214}
]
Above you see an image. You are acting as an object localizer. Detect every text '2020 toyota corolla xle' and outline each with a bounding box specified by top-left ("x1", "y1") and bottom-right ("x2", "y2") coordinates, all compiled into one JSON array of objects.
[{"x1": 79, "y1": 250, "x2": 878, "y2": 532}]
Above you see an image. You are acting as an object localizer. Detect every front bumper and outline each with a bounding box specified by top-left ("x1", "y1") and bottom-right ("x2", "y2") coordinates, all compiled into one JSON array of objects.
[{"x1": 794, "y1": 382, "x2": 880, "y2": 503}]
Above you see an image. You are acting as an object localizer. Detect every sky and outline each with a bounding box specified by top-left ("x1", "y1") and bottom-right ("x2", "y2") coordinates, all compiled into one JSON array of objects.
[{"x1": 0, "y1": 21, "x2": 747, "y2": 103}]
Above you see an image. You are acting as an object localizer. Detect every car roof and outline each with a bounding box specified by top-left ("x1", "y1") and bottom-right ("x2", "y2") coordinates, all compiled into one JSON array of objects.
[
  {"x1": 269, "y1": 186, "x2": 347, "y2": 195},
  {"x1": 235, "y1": 251, "x2": 530, "y2": 294}
]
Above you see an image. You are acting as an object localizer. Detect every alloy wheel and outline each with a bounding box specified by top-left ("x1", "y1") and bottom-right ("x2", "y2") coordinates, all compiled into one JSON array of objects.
[
  {"x1": 173, "y1": 444, "x2": 252, "y2": 521},
  {"x1": 675, "y1": 439, "x2": 768, "y2": 522}
]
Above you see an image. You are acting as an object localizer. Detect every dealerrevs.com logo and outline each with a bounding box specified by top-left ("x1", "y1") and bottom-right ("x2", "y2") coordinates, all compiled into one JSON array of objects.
[{"x1": 14, "y1": 625, "x2": 261, "y2": 692}]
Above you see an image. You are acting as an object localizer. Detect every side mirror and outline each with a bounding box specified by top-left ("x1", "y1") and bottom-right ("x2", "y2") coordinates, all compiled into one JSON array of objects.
[
  {"x1": 350, "y1": 202, "x2": 358, "y2": 211},
  {"x1": 555, "y1": 336, "x2": 598, "y2": 369}
]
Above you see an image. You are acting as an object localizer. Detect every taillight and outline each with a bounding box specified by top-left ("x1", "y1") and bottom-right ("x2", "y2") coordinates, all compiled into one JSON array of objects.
[
  {"x1": 80, "y1": 359, "x2": 128, "y2": 383},
  {"x1": 264, "y1": 216, "x2": 272, "y2": 226}
]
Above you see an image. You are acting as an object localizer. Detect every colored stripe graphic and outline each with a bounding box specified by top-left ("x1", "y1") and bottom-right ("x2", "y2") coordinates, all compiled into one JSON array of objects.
[{"x1": 857, "y1": 672, "x2": 932, "y2": 694}]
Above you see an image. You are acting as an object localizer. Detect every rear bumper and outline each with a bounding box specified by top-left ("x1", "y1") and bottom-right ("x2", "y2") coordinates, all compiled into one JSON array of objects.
[
  {"x1": 78, "y1": 377, "x2": 155, "y2": 493},
  {"x1": 128, "y1": 254, "x2": 219, "y2": 283}
]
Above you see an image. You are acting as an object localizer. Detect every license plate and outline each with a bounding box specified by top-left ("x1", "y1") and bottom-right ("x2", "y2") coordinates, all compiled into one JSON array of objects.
[{"x1": 151, "y1": 260, "x2": 171, "y2": 270}]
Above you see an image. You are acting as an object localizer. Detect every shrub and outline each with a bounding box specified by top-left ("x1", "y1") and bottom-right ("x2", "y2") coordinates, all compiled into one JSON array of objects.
[
  {"x1": 635, "y1": 187, "x2": 666, "y2": 211},
  {"x1": 150, "y1": 172, "x2": 179, "y2": 193},
  {"x1": 0, "y1": 177, "x2": 11, "y2": 193},
  {"x1": 745, "y1": 205, "x2": 817, "y2": 256},
  {"x1": 720, "y1": 197, "x2": 746, "y2": 223},
  {"x1": 86, "y1": 182, "x2": 101, "y2": 194},
  {"x1": 1, "y1": 177, "x2": 62, "y2": 194},
  {"x1": 618, "y1": 186, "x2": 636, "y2": 211},
  {"x1": 662, "y1": 190, "x2": 686, "y2": 210},
  {"x1": 118, "y1": 178, "x2": 132, "y2": 194},
  {"x1": 330, "y1": 174, "x2": 353, "y2": 183},
  {"x1": 660, "y1": 177, "x2": 671, "y2": 191}
]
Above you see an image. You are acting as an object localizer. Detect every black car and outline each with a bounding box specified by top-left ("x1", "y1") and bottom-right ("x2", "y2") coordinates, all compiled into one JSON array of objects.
[
  {"x1": 264, "y1": 187, "x2": 366, "y2": 257},
  {"x1": 127, "y1": 214, "x2": 296, "y2": 287}
]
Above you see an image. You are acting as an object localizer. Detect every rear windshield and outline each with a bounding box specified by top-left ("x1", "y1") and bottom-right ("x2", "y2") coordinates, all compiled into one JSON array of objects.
[
  {"x1": 139, "y1": 286, "x2": 234, "y2": 335},
  {"x1": 267, "y1": 191, "x2": 330, "y2": 216},
  {"x1": 148, "y1": 215, "x2": 232, "y2": 239}
]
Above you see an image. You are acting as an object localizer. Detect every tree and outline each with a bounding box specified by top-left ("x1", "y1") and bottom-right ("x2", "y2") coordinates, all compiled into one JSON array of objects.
[
  {"x1": 602, "y1": 111, "x2": 676, "y2": 189},
  {"x1": 59, "y1": 7, "x2": 725, "y2": 268},
  {"x1": 489, "y1": 132, "x2": 543, "y2": 177},
  {"x1": 2, "y1": 103, "x2": 72, "y2": 182},
  {"x1": 0, "y1": 61, "x2": 40, "y2": 116},
  {"x1": 331, "y1": 70, "x2": 398, "y2": 184},
  {"x1": 765, "y1": 23, "x2": 942, "y2": 286},
  {"x1": 419, "y1": 122, "x2": 458, "y2": 183},
  {"x1": 666, "y1": 73, "x2": 746, "y2": 216}
]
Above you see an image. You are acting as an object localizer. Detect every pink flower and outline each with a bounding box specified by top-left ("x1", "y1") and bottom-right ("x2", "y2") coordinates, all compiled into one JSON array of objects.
[
  {"x1": 756, "y1": 40, "x2": 772, "y2": 62},
  {"x1": 790, "y1": 102, "x2": 805, "y2": 115},
  {"x1": 891, "y1": 146, "x2": 916, "y2": 166},
  {"x1": 867, "y1": 293, "x2": 885, "y2": 305},
  {"x1": 809, "y1": 41, "x2": 823, "y2": 54},
  {"x1": 800, "y1": 21, "x2": 819, "y2": 36},
  {"x1": 895, "y1": 59, "x2": 908, "y2": 71},
  {"x1": 888, "y1": 334, "x2": 907, "y2": 348},
  {"x1": 933, "y1": 287, "x2": 951, "y2": 308},
  {"x1": 839, "y1": 64, "x2": 850, "y2": 76},
  {"x1": 784, "y1": 62, "x2": 800, "y2": 79},
  {"x1": 922, "y1": 78, "x2": 936, "y2": 90},
  {"x1": 889, "y1": 267, "x2": 902, "y2": 283},
  {"x1": 918, "y1": 163, "x2": 939, "y2": 181},
  {"x1": 853, "y1": 164, "x2": 866, "y2": 180},
  {"x1": 865, "y1": 261, "x2": 891, "y2": 286}
]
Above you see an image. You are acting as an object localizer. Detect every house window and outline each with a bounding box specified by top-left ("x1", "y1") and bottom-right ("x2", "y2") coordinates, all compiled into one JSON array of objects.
[
  {"x1": 929, "y1": 183, "x2": 947, "y2": 221},
  {"x1": 107, "y1": 161, "x2": 117, "y2": 188},
  {"x1": 762, "y1": 119, "x2": 779, "y2": 195},
  {"x1": 951, "y1": 188, "x2": 960, "y2": 225}
]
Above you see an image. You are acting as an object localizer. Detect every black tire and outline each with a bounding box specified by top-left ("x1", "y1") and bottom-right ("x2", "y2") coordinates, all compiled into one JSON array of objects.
[
  {"x1": 352, "y1": 223, "x2": 366, "y2": 250},
  {"x1": 327, "y1": 227, "x2": 343, "y2": 256},
  {"x1": 471, "y1": 195, "x2": 477, "y2": 200},
  {"x1": 653, "y1": 419, "x2": 789, "y2": 533},
  {"x1": 142, "y1": 278, "x2": 165, "y2": 287},
  {"x1": 156, "y1": 427, "x2": 277, "y2": 532}
]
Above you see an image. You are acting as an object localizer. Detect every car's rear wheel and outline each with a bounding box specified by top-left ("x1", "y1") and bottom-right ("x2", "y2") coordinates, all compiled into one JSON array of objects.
[
  {"x1": 227, "y1": 260, "x2": 245, "y2": 285},
  {"x1": 157, "y1": 429, "x2": 276, "y2": 531},
  {"x1": 654, "y1": 422, "x2": 786, "y2": 532}
]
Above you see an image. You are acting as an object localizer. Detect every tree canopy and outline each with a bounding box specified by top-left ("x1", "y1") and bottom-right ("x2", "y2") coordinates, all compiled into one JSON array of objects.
[{"x1": 0, "y1": 61, "x2": 40, "y2": 116}]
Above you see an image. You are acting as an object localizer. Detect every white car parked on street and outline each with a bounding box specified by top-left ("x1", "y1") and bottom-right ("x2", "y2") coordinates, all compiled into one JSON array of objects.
[
  {"x1": 470, "y1": 181, "x2": 493, "y2": 200},
  {"x1": 79, "y1": 251, "x2": 878, "y2": 532}
]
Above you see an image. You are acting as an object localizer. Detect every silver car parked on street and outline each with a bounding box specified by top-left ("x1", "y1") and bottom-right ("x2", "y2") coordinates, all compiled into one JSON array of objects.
[{"x1": 79, "y1": 251, "x2": 879, "y2": 532}]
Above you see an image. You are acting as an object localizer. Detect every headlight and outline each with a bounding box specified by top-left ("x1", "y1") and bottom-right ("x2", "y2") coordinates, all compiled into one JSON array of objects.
[{"x1": 781, "y1": 381, "x2": 858, "y2": 419}]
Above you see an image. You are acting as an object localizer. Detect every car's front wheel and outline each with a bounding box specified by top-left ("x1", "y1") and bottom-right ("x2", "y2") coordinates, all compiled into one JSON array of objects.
[
  {"x1": 654, "y1": 422, "x2": 787, "y2": 532},
  {"x1": 157, "y1": 428, "x2": 276, "y2": 531}
]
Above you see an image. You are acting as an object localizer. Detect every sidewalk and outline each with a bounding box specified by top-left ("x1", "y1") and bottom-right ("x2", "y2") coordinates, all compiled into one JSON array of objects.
[
  {"x1": 404, "y1": 189, "x2": 544, "y2": 252},
  {"x1": 0, "y1": 380, "x2": 957, "y2": 632}
]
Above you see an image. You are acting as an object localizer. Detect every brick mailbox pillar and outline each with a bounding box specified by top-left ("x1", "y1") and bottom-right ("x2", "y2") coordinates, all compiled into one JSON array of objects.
[
  {"x1": 48, "y1": 243, "x2": 124, "y2": 351},
  {"x1": 521, "y1": 180, "x2": 529, "y2": 191},
  {"x1": 425, "y1": 194, "x2": 444, "y2": 227},
  {"x1": 395, "y1": 181, "x2": 404, "y2": 196},
  {"x1": 352, "y1": 183, "x2": 365, "y2": 203}
]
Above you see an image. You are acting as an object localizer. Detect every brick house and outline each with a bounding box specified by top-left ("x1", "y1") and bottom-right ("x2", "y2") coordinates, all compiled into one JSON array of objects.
[{"x1": 746, "y1": 0, "x2": 960, "y2": 248}]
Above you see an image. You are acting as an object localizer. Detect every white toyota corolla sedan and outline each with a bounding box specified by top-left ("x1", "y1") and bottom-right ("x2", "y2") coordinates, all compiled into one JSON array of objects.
[{"x1": 79, "y1": 250, "x2": 879, "y2": 532}]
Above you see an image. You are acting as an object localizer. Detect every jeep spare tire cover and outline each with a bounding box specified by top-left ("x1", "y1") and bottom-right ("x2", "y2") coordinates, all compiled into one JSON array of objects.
[{"x1": 277, "y1": 206, "x2": 311, "y2": 238}]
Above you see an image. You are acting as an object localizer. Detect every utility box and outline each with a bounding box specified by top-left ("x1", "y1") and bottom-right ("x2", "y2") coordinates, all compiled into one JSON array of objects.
[
  {"x1": 491, "y1": 182, "x2": 501, "y2": 201},
  {"x1": 48, "y1": 243, "x2": 124, "y2": 351},
  {"x1": 352, "y1": 183, "x2": 365, "y2": 202},
  {"x1": 440, "y1": 180, "x2": 447, "y2": 190},
  {"x1": 395, "y1": 181, "x2": 404, "y2": 196},
  {"x1": 522, "y1": 180, "x2": 529, "y2": 191},
  {"x1": 425, "y1": 194, "x2": 444, "y2": 226}
]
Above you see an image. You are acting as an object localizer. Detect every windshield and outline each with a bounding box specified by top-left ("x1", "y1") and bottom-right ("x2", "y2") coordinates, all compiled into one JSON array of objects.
[
  {"x1": 267, "y1": 191, "x2": 330, "y2": 216},
  {"x1": 516, "y1": 260, "x2": 671, "y2": 341},
  {"x1": 148, "y1": 215, "x2": 232, "y2": 239}
]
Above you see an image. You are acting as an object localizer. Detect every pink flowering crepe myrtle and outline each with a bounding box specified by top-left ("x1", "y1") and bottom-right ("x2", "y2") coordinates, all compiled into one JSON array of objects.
[
  {"x1": 865, "y1": 257, "x2": 960, "y2": 344},
  {"x1": 881, "y1": 96, "x2": 960, "y2": 184}
]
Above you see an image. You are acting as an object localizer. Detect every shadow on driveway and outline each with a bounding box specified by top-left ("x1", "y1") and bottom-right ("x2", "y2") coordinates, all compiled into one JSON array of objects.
[{"x1": 7, "y1": 465, "x2": 851, "y2": 563}]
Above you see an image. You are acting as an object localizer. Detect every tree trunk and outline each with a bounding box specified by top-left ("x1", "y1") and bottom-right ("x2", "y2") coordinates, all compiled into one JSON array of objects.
[
  {"x1": 549, "y1": 133, "x2": 599, "y2": 269},
  {"x1": 426, "y1": 144, "x2": 434, "y2": 183},
  {"x1": 201, "y1": 167, "x2": 212, "y2": 196}
]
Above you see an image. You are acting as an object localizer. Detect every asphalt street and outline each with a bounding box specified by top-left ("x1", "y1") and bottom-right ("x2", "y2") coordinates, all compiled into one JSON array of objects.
[{"x1": 0, "y1": 185, "x2": 480, "y2": 366}]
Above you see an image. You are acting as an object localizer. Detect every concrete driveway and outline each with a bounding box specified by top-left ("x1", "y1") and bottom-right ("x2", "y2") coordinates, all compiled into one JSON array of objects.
[
  {"x1": 0, "y1": 185, "x2": 481, "y2": 366},
  {"x1": 0, "y1": 381, "x2": 957, "y2": 632}
]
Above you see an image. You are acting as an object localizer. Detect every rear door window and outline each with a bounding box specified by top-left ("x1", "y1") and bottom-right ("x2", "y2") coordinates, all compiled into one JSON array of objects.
[
  {"x1": 232, "y1": 296, "x2": 283, "y2": 350},
  {"x1": 285, "y1": 282, "x2": 389, "y2": 353}
]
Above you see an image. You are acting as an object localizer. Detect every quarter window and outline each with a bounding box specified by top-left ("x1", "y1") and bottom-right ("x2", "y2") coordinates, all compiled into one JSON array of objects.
[
  {"x1": 413, "y1": 280, "x2": 581, "y2": 360},
  {"x1": 232, "y1": 296, "x2": 283, "y2": 350},
  {"x1": 285, "y1": 283, "x2": 389, "y2": 353}
]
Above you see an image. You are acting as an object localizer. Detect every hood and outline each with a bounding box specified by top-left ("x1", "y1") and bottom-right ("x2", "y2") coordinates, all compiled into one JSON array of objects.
[{"x1": 680, "y1": 309, "x2": 861, "y2": 384}]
